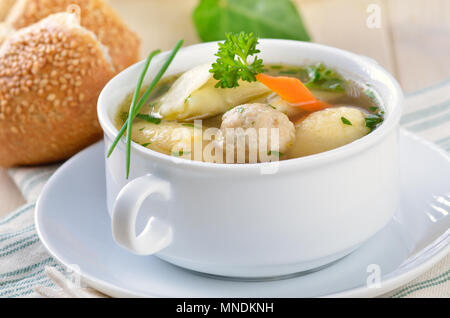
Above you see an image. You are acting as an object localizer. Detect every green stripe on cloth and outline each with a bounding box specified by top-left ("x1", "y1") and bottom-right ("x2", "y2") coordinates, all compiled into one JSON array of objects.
[
  {"x1": 0, "y1": 237, "x2": 40, "y2": 258},
  {"x1": 390, "y1": 270, "x2": 450, "y2": 298},
  {"x1": 0, "y1": 263, "x2": 62, "y2": 298},
  {"x1": 0, "y1": 225, "x2": 35, "y2": 243},
  {"x1": 401, "y1": 99, "x2": 450, "y2": 125},
  {"x1": 0, "y1": 257, "x2": 54, "y2": 279},
  {"x1": 6, "y1": 281, "x2": 55, "y2": 298},
  {"x1": 22, "y1": 171, "x2": 54, "y2": 198},
  {"x1": 0, "y1": 233, "x2": 38, "y2": 251},
  {"x1": 436, "y1": 136, "x2": 450, "y2": 144},
  {"x1": 0, "y1": 204, "x2": 35, "y2": 226},
  {"x1": 1, "y1": 275, "x2": 52, "y2": 298},
  {"x1": 407, "y1": 110, "x2": 450, "y2": 132}
]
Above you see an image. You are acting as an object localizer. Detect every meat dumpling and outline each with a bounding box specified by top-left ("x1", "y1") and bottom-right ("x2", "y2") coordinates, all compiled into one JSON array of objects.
[{"x1": 218, "y1": 103, "x2": 296, "y2": 162}]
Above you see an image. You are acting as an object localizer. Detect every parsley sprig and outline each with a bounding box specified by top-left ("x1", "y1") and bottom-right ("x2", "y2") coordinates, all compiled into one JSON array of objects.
[{"x1": 210, "y1": 32, "x2": 264, "y2": 88}]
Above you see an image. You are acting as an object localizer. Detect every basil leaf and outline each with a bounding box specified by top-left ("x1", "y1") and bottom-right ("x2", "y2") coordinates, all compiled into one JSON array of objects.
[{"x1": 193, "y1": 0, "x2": 311, "y2": 42}]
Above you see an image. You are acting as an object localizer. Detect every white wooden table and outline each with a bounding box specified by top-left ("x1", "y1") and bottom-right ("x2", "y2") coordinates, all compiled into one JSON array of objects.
[{"x1": 1, "y1": 0, "x2": 450, "y2": 216}]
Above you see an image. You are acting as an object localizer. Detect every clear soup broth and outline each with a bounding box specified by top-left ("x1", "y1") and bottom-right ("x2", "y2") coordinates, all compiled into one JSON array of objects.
[{"x1": 115, "y1": 63, "x2": 384, "y2": 163}]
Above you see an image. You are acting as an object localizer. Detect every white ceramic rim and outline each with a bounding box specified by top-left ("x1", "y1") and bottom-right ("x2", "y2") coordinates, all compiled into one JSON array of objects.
[{"x1": 97, "y1": 39, "x2": 404, "y2": 174}]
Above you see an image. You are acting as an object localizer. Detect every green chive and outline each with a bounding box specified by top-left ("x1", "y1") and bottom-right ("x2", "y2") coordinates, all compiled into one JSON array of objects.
[
  {"x1": 136, "y1": 113, "x2": 161, "y2": 124},
  {"x1": 268, "y1": 150, "x2": 283, "y2": 157},
  {"x1": 125, "y1": 50, "x2": 161, "y2": 179},
  {"x1": 341, "y1": 117, "x2": 352, "y2": 125},
  {"x1": 270, "y1": 65, "x2": 283, "y2": 69},
  {"x1": 172, "y1": 150, "x2": 190, "y2": 157},
  {"x1": 107, "y1": 50, "x2": 160, "y2": 158},
  {"x1": 107, "y1": 39, "x2": 184, "y2": 179},
  {"x1": 141, "y1": 143, "x2": 151, "y2": 147},
  {"x1": 182, "y1": 123, "x2": 195, "y2": 128}
]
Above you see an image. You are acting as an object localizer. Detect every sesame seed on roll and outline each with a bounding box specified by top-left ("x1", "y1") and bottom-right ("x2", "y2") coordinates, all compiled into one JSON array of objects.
[
  {"x1": 5, "y1": 0, "x2": 140, "y2": 72},
  {"x1": 0, "y1": 12, "x2": 115, "y2": 167}
]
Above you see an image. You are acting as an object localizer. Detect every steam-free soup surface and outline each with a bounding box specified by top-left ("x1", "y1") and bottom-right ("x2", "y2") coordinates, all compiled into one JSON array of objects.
[{"x1": 115, "y1": 63, "x2": 384, "y2": 162}]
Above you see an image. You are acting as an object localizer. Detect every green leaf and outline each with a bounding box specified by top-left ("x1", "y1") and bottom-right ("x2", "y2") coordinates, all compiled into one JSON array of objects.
[
  {"x1": 136, "y1": 114, "x2": 162, "y2": 124},
  {"x1": 268, "y1": 150, "x2": 284, "y2": 157},
  {"x1": 193, "y1": 0, "x2": 310, "y2": 42},
  {"x1": 341, "y1": 117, "x2": 352, "y2": 125},
  {"x1": 365, "y1": 114, "x2": 384, "y2": 132},
  {"x1": 210, "y1": 32, "x2": 264, "y2": 88},
  {"x1": 304, "y1": 63, "x2": 346, "y2": 92}
]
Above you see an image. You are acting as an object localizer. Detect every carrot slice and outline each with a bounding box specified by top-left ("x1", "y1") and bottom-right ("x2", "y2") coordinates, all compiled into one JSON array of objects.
[{"x1": 256, "y1": 73, "x2": 329, "y2": 112}]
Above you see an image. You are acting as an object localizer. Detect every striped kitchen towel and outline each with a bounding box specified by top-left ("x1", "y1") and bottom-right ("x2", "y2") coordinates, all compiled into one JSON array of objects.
[{"x1": 1, "y1": 81, "x2": 450, "y2": 298}]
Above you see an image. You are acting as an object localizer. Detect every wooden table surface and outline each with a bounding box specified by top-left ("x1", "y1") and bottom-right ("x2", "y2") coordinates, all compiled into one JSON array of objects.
[{"x1": 1, "y1": 0, "x2": 450, "y2": 216}]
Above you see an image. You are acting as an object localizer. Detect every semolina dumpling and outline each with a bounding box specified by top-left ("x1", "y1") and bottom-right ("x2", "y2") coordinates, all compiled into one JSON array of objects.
[
  {"x1": 129, "y1": 120, "x2": 199, "y2": 157},
  {"x1": 287, "y1": 106, "x2": 370, "y2": 158},
  {"x1": 157, "y1": 64, "x2": 270, "y2": 120}
]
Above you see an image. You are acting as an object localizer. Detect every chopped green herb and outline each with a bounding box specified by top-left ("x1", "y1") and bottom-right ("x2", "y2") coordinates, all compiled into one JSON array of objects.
[
  {"x1": 369, "y1": 106, "x2": 379, "y2": 113},
  {"x1": 236, "y1": 106, "x2": 245, "y2": 113},
  {"x1": 136, "y1": 114, "x2": 162, "y2": 124},
  {"x1": 304, "y1": 63, "x2": 345, "y2": 92},
  {"x1": 279, "y1": 68, "x2": 300, "y2": 75},
  {"x1": 172, "y1": 150, "x2": 191, "y2": 157},
  {"x1": 365, "y1": 115, "x2": 384, "y2": 132},
  {"x1": 268, "y1": 150, "x2": 284, "y2": 157},
  {"x1": 364, "y1": 89, "x2": 380, "y2": 106},
  {"x1": 182, "y1": 123, "x2": 199, "y2": 128},
  {"x1": 120, "y1": 112, "x2": 129, "y2": 121},
  {"x1": 209, "y1": 32, "x2": 264, "y2": 88},
  {"x1": 184, "y1": 94, "x2": 192, "y2": 103},
  {"x1": 270, "y1": 65, "x2": 283, "y2": 69},
  {"x1": 141, "y1": 143, "x2": 151, "y2": 147},
  {"x1": 341, "y1": 117, "x2": 352, "y2": 125},
  {"x1": 268, "y1": 104, "x2": 276, "y2": 109},
  {"x1": 139, "y1": 127, "x2": 145, "y2": 131}
]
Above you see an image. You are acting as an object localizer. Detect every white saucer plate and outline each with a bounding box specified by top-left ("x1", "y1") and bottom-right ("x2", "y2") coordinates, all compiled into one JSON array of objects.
[{"x1": 35, "y1": 130, "x2": 450, "y2": 297}]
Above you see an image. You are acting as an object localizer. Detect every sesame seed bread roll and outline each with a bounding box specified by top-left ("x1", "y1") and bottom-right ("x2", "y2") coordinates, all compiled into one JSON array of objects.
[
  {"x1": 6, "y1": 0, "x2": 140, "y2": 71},
  {"x1": 0, "y1": 12, "x2": 115, "y2": 167},
  {"x1": 0, "y1": 0, "x2": 15, "y2": 21},
  {"x1": 0, "y1": 23, "x2": 12, "y2": 44}
]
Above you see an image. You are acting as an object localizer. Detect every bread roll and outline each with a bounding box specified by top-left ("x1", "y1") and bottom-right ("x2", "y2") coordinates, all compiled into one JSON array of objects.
[
  {"x1": 5, "y1": 0, "x2": 140, "y2": 71},
  {"x1": 0, "y1": 0, "x2": 15, "y2": 21},
  {"x1": 0, "y1": 12, "x2": 115, "y2": 166},
  {"x1": 0, "y1": 23, "x2": 12, "y2": 44}
]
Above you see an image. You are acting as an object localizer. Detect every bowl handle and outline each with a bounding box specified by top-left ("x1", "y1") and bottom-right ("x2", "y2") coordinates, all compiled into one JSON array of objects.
[{"x1": 112, "y1": 174, "x2": 172, "y2": 255}]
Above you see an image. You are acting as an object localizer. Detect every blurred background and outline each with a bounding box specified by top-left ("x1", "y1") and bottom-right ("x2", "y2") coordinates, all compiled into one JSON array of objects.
[{"x1": 109, "y1": 0, "x2": 450, "y2": 93}]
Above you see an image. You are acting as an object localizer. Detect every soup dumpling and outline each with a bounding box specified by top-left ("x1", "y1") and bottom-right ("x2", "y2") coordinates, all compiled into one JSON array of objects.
[
  {"x1": 219, "y1": 103, "x2": 295, "y2": 162},
  {"x1": 157, "y1": 64, "x2": 270, "y2": 120},
  {"x1": 130, "y1": 120, "x2": 199, "y2": 157},
  {"x1": 288, "y1": 106, "x2": 369, "y2": 158}
]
